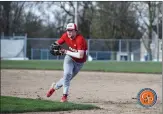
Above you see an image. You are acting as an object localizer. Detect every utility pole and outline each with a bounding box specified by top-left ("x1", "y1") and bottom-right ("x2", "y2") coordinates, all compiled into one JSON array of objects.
[
  {"x1": 162, "y1": 2, "x2": 163, "y2": 63},
  {"x1": 75, "y1": 2, "x2": 78, "y2": 26},
  {"x1": 156, "y1": 2, "x2": 159, "y2": 61}
]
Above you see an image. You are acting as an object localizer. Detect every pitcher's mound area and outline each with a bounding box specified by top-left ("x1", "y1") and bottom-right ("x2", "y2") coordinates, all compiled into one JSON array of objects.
[{"x1": 1, "y1": 69, "x2": 162, "y2": 114}]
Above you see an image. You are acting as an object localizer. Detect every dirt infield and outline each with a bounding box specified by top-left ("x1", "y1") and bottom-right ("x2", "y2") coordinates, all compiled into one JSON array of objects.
[{"x1": 1, "y1": 69, "x2": 162, "y2": 114}]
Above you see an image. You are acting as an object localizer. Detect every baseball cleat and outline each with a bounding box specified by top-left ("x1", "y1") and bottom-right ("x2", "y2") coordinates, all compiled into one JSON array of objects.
[
  {"x1": 46, "y1": 88, "x2": 55, "y2": 97},
  {"x1": 60, "y1": 94, "x2": 68, "y2": 102}
]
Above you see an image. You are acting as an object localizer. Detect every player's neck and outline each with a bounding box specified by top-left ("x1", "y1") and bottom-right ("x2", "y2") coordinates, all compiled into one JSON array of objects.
[{"x1": 70, "y1": 34, "x2": 77, "y2": 40}]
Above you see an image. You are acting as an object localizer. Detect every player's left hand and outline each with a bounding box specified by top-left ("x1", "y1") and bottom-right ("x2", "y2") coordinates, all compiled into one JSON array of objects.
[{"x1": 50, "y1": 43, "x2": 63, "y2": 56}]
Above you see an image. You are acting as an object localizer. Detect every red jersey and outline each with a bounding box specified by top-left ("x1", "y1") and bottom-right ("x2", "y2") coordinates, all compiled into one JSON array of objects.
[{"x1": 57, "y1": 32, "x2": 87, "y2": 63}]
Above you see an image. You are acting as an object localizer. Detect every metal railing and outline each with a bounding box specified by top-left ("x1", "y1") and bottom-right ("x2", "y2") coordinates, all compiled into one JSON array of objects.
[{"x1": 27, "y1": 38, "x2": 162, "y2": 61}]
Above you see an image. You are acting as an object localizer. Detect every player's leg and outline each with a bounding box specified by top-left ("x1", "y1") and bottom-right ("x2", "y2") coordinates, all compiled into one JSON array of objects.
[
  {"x1": 54, "y1": 78, "x2": 63, "y2": 90},
  {"x1": 54, "y1": 55, "x2": 74, "y2": 91},
  {"x1": 61, "y1": 61, "x2": 84, "y2": 102},
  {"x1": 47, "y1": 77, "x2": 64, "y2": 97},
  {"x1": 59, "y1": 55, "x2": 74, "y2": 102},
  {"x1": 71, "y1": 62, "x2": 84, "y2": 80},
  {"x1": 62, "y1": 57, "x2": 84, "y2": 95},
  {"x1": 47, "y1": 55, "x2": 74, "y2": 98},
  {"x1": 62, "y1": 55, "x2": 74, "y2": 95}
]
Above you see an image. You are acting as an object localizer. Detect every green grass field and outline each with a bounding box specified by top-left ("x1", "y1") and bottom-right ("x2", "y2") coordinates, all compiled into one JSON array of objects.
[
  {"x1": 1, "y1": 96, "x2": 99, "y2": 113},
  {"x1": 1, "y1": 60, "x2": 162, "y2": 73}
]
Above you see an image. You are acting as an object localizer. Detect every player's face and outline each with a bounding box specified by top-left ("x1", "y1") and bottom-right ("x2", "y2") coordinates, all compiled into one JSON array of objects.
[{"x1": 67, "y1": 29, "x2": 76, "y2": 39}]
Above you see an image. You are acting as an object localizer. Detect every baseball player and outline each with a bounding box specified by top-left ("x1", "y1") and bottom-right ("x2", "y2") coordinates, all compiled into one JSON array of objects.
[{"x1": 46, "y1": 23, "x2": 87, "y2": 102}]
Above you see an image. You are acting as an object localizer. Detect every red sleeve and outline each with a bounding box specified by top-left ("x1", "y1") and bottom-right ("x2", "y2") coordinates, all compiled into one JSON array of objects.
[
  {"x1": 76, "y1": 36, "x2": 86, "y2": 50},
  {"x1": 57, "y1": 33, "x2": 66, "y2": 45}
]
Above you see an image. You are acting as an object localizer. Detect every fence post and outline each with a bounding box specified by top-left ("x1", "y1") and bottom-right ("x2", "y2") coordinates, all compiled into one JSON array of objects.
[
  {"x1": 41, "y1": 49, "x2": 43, "y2": 60},
  {"x1": 87, "y1": 39, "x2": 90, "y2": 58},
  {"x1": 1, "y1": 32, "x2": 4, "y2": 39},
  {"x1": 24, "y1": 33, "x2": 27, "y2": 60},
  {"x1": 119, "y1": 39, "x2": 121, "y2": 53},
  {"x1": 47, "y1": 49, "x2": 48, "y2": 60},
  {"x1": 31, "y1": 48, "x2": 33, "y2": 60},
  {"x1": 127, "y1": 40, "x2": 130, "y2": 61}
]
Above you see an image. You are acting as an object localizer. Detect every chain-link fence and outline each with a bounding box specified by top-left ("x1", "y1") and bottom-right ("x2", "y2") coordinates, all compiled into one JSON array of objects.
[
  {"x1": 27, "y1": 38, "x2": 62, "y2": 60},
  {"x1": 87, "y1": 39, "x2": 141, "y2": 61},
  {"x1": 26, "y1": 38, "x2": 162, "y2": 61}
]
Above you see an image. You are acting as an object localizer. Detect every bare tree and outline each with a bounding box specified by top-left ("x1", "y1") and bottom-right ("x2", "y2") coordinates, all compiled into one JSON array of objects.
[
  {"x1": 10, "y1": 2, "x2": 26, "y2": 34},
  {"x1": 57, "y1": 1, "x2": 95, "y2": 38},
  {"x1": 92, "y1": 2, "x2": 141, "y2": 39},
  {"x1": 0, "y1": 1, "x2": 11, "y2": 35},
  {"x1": 134, "y1": 1, "x2": 161, "y2": 60},
  {"x1": 0, "y1": 1, "x2": 30, "y2": 35}
]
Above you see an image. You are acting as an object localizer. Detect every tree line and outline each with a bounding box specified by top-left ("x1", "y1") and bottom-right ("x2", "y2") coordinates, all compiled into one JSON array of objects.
[
  {"x1": 1, "y1": 1, "x2": 161, "y2": 39},
  {"x1": 0, "y1": 1, "x2": 162, "y2": 60}
]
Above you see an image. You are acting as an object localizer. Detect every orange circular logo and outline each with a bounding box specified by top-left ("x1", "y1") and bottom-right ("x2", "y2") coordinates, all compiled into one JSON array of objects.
[{"x1": 137, "y1": 88, "x2": 157, "y2": 108}]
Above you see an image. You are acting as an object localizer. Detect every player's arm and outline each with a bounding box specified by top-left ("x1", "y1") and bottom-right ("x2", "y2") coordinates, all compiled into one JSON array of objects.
[
  {"x1": 55, "y1": 39, "x2": 64, "y2": 45},
  {"x1": 55, "y1": 33, "x2": 66, "y2": 45},
  {"x1": 61, "y1": 37, "x2": 85, "y2": 59},
  {"x1": 65, "y1": 50, "x2": 84, "y2": 59}
]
